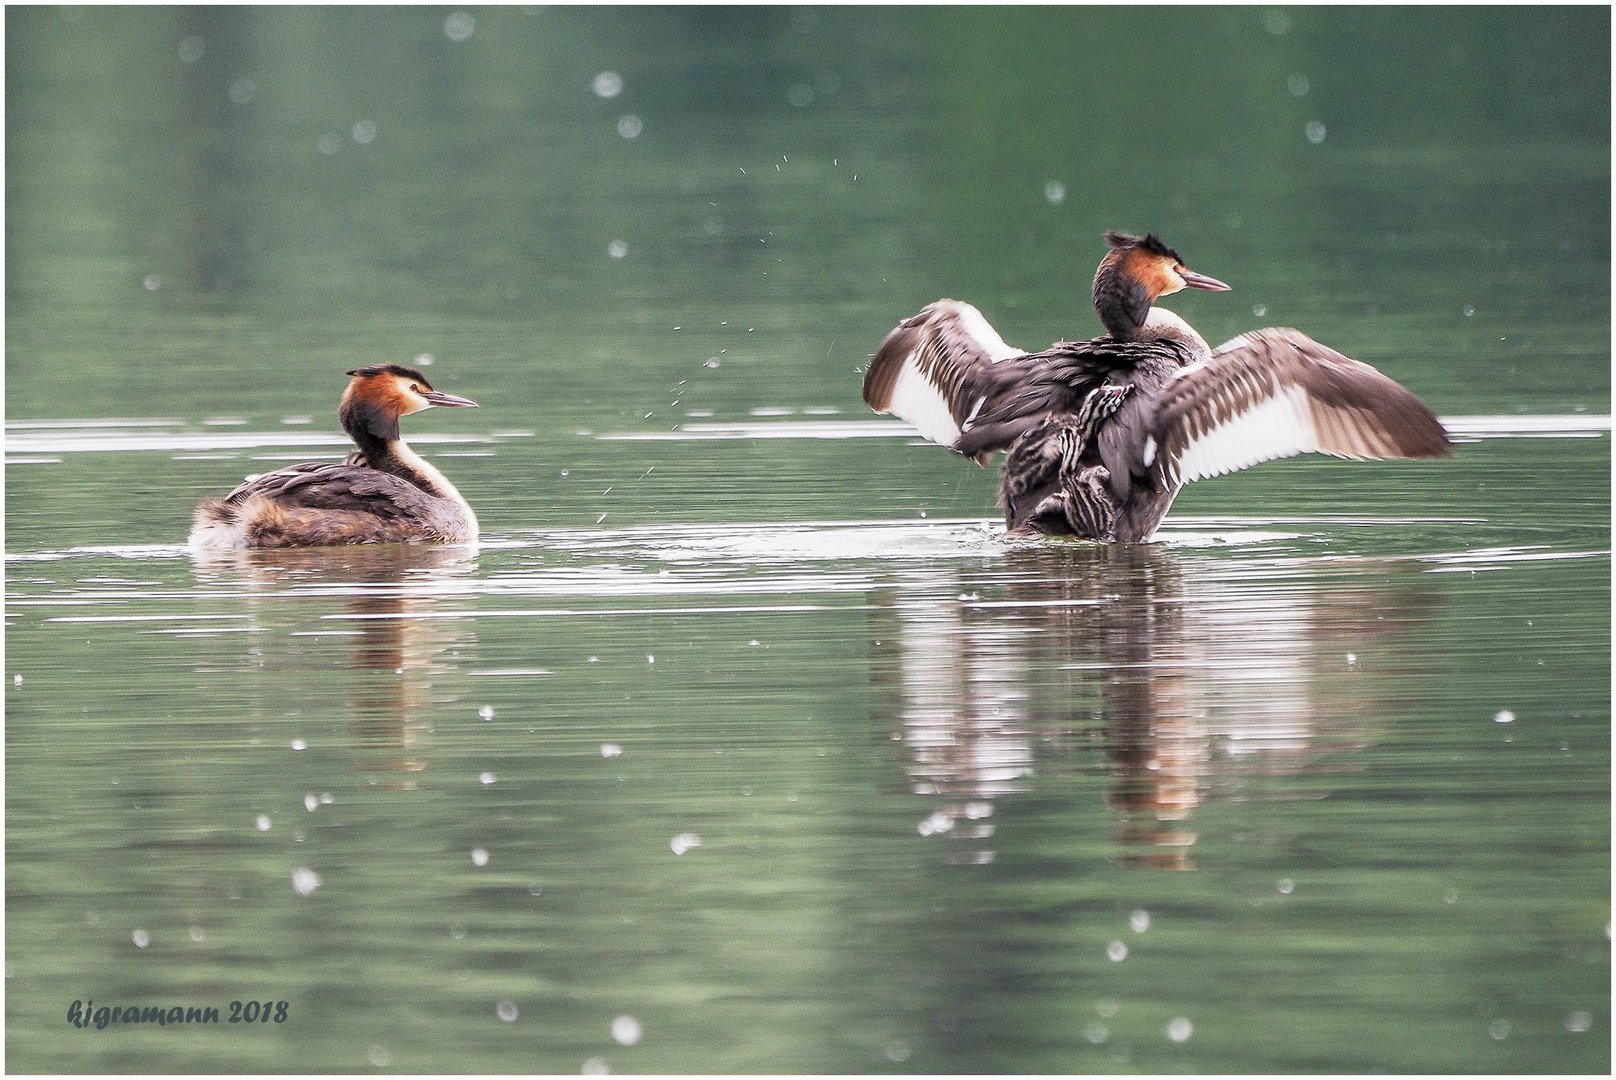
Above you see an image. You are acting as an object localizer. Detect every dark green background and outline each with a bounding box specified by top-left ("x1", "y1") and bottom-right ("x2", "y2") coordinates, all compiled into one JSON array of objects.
[{"x1": 6, "y1": 6, "x2": 1609, "y2": 1073}]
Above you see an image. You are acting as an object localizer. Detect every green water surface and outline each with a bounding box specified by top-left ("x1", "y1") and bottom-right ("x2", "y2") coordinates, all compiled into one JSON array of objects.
[{"x1": 6, "y1": 7, "x2": 1610, "y2": 1074}]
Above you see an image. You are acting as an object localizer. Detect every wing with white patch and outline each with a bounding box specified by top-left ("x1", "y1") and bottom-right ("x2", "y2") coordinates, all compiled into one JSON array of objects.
[
  {"x1": 1151, "y1": 328, "x2": 1451, "y2": 486},
  {"x1": 863, "y1": 299, "x2": 1025, "y2": 449}
]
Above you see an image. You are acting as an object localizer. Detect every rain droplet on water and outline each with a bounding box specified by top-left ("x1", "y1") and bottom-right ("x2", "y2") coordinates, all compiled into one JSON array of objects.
[
  {"x1": 302, "y1": 793, "x2": 318, "y2": 812},
  {"x1": 1286, "y1": 72, "x2": 1310, "y2": 97},
  {"x1": 367, "y1": 1046, "x2": 392, "y2": 1068},
  {"x1": 883, "y1": 1040, "x2": 911, "y2": 1063},
  {"x1": 1167, "y1": 1017, "x2": 1193, "y2": 1042},
  {"x1": 188, "y1": 926, "x2": 205, "y2": 942},
  {"x1": 608, "y1": 240, "x2": 628, "y2": 259},
  {"x1": 255, "y1": 814, "x2": 272, "y2": 832},
  {"x1": 1277, "y1": 878, "x2": 1295, "y2": 895},
  {"x1": 291, "y1": 738, "x2": 307, "y2": 751},
  {"x1": 132, "y1": 928, "x2": 151, "y2": 949},
  {"x1": 617, "y1": 115, "x2": 643, "y2": 139},
  {"x1": 1565, "y1": 1009, "x2": 1593, "y2": 1033},
  {"x1": 228, "y1": 78, "x2": 255, "y2": 105},
  {"x1": 1044, "y1": 180, "x2": 1066, "y2": 206},
  {"x1": 1129, "y1": 909, "x2": 1151, "y2": 933},
  {"x1": 478, "y1": 705, "x2": 495, "y2": 721},
  {"x1": 479, "y1": 772, "x2": 496, "y2": 785},
  {"x1": 1494, "y1": 709, "x2": 1515, "y2": 724},
  {"x1": 611, "y1": 1015, "x2": 642, "y2": 1046},
  {"x1": 918, "y1": 812, "x2": 954, "y2": 837},
  {"x1": 787, "y1": 83, "x2": 814, "y2": 107},
  {"x1": 582, "y1": 1058, "x2": 609, "y2": 1075},
  {"x1": 1304, "y1": 121, "x2": 1327, "y2": 144},
  {"x1": 601, "y1": 743, "x2": 623, "y2": 758},
  {"x1": 291, "y1": 868, "x2": 321, "y2": 896},
  {"x1": 471, "y1": 848, "x2": 490, "y2": 867},
  {"x1": 1487, "y1": 1018, "x2": 1511, "y2": 1040},
  {"x1": 443, "y1": 12, "x2": 474, "y2": 41},
  {"x1": 416, "y1": 352, "x2": 435, "y2": 366},
  {"x1": 177, "y1": 36, "x2": 204, "y2": 63},
  {"x1": 317, "y1": 133, "x2": 342, "y2": 155},
  {"x1": 496, "y1": 1000, "x2": 519, "y2": 1022},
  {"x1": 592, "y1": 71, "x2": 623, "y2": 99},
  {"x1": 352, "y1": 119, "x2": 377, "y2": 144},
  {"x1": 1106, "y1": 940, "x2": 1129, "y2": 962},
  {"x1": 1085, "y1": 1022, "x2": 1110, "y2": 1044},
  {"x1": 670, "y1": 832, "x2": 701, "y2": 855},
  {"x1": 143, "y1": 274, "x2": 163, "y2": 291}
]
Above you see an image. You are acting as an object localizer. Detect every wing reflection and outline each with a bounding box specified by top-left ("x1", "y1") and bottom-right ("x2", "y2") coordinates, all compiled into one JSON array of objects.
[
  {"x1": 190, "y1": 545, "x2": 480, "y2": 787},
  {"x1": 870, "y1": 545, "x2": 1439, "y2": 867}
]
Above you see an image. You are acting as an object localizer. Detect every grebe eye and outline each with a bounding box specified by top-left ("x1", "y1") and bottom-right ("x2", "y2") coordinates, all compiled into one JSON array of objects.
[{"x1": 410, "y1": 383, "x2": 421, "y2": 393}]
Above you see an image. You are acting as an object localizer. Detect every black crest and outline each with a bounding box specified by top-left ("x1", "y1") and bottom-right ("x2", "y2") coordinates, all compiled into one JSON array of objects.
[
  {"x1": 345, "y1": 363, "x2": 432, "y2": 385},
  {"x1": 1102, "y1": 230, "x2": 1182, "y2": 263}
]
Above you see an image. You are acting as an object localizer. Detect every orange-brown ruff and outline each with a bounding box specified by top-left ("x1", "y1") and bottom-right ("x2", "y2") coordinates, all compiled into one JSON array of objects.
[
  {"x1": 863, "y1": 231, "x2": 1451, "y2": 541},
  {"x1": 189, "y1": 365, "x2": 480, "y2": 549}
]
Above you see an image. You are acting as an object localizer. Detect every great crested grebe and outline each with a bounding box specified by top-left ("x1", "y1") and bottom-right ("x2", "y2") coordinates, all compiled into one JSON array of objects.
[
  {"x1": 863, "y1": 231, "x2": 1451, "y2": 541},
  {"x1": 188, "y1": 364, "x2": 480, "y2": 550}
]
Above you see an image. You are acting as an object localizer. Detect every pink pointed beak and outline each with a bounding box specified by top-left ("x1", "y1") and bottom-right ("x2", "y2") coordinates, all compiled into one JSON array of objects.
[
  {"x1": 422, "y1": 390, "x2": 479, "y2": 408},
  {"x1": 1179, "y1": 267, "x2": 1232, "y2": 292}
]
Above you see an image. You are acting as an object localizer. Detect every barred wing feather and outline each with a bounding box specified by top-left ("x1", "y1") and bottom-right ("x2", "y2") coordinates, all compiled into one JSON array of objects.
[
  {"x1": 1151, "y1": 328, "x2": 1451, "y2": 486},
  {"x1": 863, "y1": 299, "x2": 1025, "y2": 448}
]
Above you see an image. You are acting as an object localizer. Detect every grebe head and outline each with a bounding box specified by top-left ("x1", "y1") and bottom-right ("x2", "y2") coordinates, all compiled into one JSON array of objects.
[
  {"x1": 339, "y1": 364, "x2": 478, "y2": 441},
  {"x1": 1092, "y1": 231, "x2": 1230, "y2": 338}
]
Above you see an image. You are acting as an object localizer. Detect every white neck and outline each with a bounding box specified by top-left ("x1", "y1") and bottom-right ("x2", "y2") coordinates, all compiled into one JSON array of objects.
[
  {"x1": 1139, "y1": 306, "x2": 1211, "y2": 358},
  {"x1": 391, "y1": 438, "x2": 479, "y2": 535}
]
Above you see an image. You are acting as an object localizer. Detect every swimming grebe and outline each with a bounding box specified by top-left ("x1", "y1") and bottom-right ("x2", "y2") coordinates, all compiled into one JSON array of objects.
[
  {"x1": 188, "y1": 364, "x2": 480, "y2": 549},
  {"x1": 863, "y1": 231, "x2": 1451, "y2": 541}
]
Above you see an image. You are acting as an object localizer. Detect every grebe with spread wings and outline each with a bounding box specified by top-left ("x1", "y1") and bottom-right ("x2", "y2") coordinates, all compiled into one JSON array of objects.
[{"x1": 863, "y1": 231, "x2": 1450, "y2": 540}]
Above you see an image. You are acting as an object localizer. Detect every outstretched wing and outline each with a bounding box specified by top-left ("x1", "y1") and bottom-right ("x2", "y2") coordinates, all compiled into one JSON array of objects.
[
  {"x1": 222, "y1": 462, "x2": 433, "y2": 521},
  {"x1": 863, "y1": 300, "x2": 1029, "y2": 450},
  {"x1": 1147, "y1": 328, "x2": 1451, "y2": 487}
]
